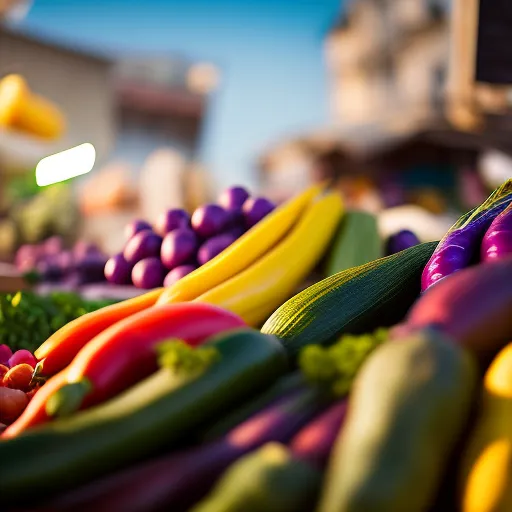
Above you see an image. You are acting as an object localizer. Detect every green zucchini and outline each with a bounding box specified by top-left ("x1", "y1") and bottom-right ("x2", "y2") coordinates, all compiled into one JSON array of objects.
[
  {"x1": 192, "y1": 443, "x2": 322, "y2": 512},
  {"x1": 0, "y1": 329, "x2": 288, "y2": 506},
  {"x1": 318, "y1": 329, "x2": 478, "y2": 512},
  {"x1": 262, "y1": 241, "x2": 437, "y2": 358},
  {"x1": 324, "y1": 210, "x2": 383, "y2": 277}
]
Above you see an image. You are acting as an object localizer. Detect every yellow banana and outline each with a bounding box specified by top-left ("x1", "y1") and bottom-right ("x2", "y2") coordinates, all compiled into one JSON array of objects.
[
  {"x1": 157, "y1": 183, "x2": 324, "y2": 304},
  {"x1": 193, "y1": 190, "x2": 344, "y2": 327},
  {"x1": 460, "y1": 342, "x2": 512, "y2": 512}
]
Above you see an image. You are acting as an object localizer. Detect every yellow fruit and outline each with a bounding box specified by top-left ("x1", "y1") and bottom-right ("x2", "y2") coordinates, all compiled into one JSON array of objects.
[
  {"x1": 157, "y1": 183, "x2": 325, "y2": 305},
  {"x1": 460, "y1": 343, "x2": 512, "y2": 512},
  {"x1": 194, "y1": 190, "x2": 343, "y2": 327}
]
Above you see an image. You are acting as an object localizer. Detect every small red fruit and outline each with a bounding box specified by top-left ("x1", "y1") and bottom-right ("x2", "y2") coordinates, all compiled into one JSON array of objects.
[{"x1": 3, "y1": 363, "x2": 34, "y2": 391}]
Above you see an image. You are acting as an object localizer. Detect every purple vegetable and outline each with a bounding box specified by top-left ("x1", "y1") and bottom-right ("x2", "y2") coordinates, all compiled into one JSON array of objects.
[
  {"x1": 0, "y1": 344, "x2": 13, "y2": 366},
  {"x1": 481, "y1": 203, "x2": 512, "y2": 262},
  {"x1": 191, "y1": 204, "x2": 229, "y2": 238},
  {"x1": 422, "y1": 180, "x2": 512, "y2": 291},
  {"x1": 36, "y1": 259, "x2": 63, "y2": 283},
  {"x1": 131, "y1": 257, "x2": 165, "y2": 289},
  {"x1": 15, "y1": 244, "x2": 41, "y2": 272},
  {"x1": 197, "y1": 233, "x2": 236, "y2": 265},
  {"x1": 218, "y1": 186, "x2": 250, "y2": 210},
  {"x1": 154, "y1": 208, "x2": 190, "y2": 236},
  {"x1": 397, "y1": 256, "x2": 512, "y2": 365},
  {"x1": 225, "y1": 208, "x2": 245, "y2": 229},
  {"x1": 43, "y1": 236, "x2": 63, "y2": 256},
  {"x1": 47, "y1": 389, "x2": 322, "y2": 512},
  {"x1": 163, "y1": 264, "x2": 197, "y2": 287},
  {"x1": 8, "y1": 349, "x2": 37, "y2": 368},
  {"x1": 75, "y1": 254, "x2": 108, "y2": 284},
  {"x1": 385, "y1": 230, "x2": 420, "y2": 255},
  {"x1": 123, "y1": 231, "x2": 162, "y2": 265},
  {"x1": 160, "y1": 229, "x2": 198, "y2": 269},
  {"x1": 242, "y1": 197, "x2": 275, "y2": 228},
  {"x1": 290, "y1": 400, "x2": 348, "y2": 469},
  {"x1": 55, "y1": 250, "x2": 75, "y2": 275},
  {"x1": 124, "y1": 220, "x2": 153, "y2": 241},
  {"x1": 73, "y1": 240, "x2": 100, "y2": 259},
  {"x1": 226, "y1": 226, "x2": 245, "y2": 239},
  {"x1": 104, "y1": 254, "x2": 133, "y2": 285}
]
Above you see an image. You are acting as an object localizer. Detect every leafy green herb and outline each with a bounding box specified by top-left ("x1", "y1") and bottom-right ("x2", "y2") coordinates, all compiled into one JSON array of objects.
[
  {"x1": 0, "y1": 291, "x2": 117, "y2": 352},
  {"x1": 298, "y1": 328, "x2": 389, "y2": 397}
]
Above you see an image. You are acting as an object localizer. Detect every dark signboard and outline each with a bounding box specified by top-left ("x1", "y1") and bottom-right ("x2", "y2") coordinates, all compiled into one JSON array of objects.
[{"x1": 476, "y1": 0, "x2": 512, "y2": 83}]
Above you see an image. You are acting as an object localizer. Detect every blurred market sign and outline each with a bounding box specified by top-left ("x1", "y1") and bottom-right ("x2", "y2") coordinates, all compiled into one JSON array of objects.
[{"x1": 35, "y1": 143, "x2": 96, "y2": 186}]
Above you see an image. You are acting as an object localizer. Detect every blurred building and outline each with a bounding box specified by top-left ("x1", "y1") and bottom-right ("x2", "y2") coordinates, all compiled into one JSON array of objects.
[{"x1": 260, "y1": 0, "x2": 512, "y2": 213}]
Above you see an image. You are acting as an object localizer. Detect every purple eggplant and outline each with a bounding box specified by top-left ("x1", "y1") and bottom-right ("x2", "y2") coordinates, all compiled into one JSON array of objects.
[
  {"x1": 421, "y1": 179, "x2": 512, "y2": 291},
  {"x1": 46, "y1": 388, "x2": 324, "y2": 512},
  {"x1": 104, "y1": 253, "x2": 133, "y2": 285},
  {"x1": 481, "y1": 202, "x2": 512, "y2": 262},
  {"x1": 397, "y1": 256, "x2": 512, "y2": 365},
  {"x1": 289, "y1": 399, "x2": 348, "y2": 469},
  {"x1": 385, "y1": 230, "x2": 420, "y2": 256}
]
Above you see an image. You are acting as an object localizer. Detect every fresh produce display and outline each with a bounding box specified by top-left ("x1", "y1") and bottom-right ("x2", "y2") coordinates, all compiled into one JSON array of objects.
[
  {"x1": 105, "y1": 185, "x2": 276, "y2": 289},
  {"x1": 0, "y1": 291, "x2": 116, "y2": 353},
  {"x1": 15, "y1": 236, "x2": 109, "y2": 286},
  {"x1": 324, "y1": 210, "x2": 383, "y2": 276},
  {"x1": 0, "y1": 330, "x2": 288, "y2": 503},
  {"x1": 385, "y1": 228, "x2": 421, "y2": 255},
  {"x1": 0, "y1": 179, "x2": 511, "y2": 511},
  {"x1": 421, "y1": 179, "x2": 511, "y2": 291}
]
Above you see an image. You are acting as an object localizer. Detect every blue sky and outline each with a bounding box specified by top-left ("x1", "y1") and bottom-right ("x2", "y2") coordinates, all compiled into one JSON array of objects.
[{"x1": 19, "y1": 0, "x2": 342, "y2": 188}]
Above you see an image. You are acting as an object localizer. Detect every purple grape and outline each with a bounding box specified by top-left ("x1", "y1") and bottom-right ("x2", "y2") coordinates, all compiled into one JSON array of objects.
[
  {"x1": 242, "y1": 197, "x2": 275, "y2": 228},
  {"x1": 132, "y1": 257, "x2": 165, "y2": 289},
  {"x1": 8, "y1": 349, "x2": 37, "y2": 369},
  {"x1": 226, "y1": 226, "x2": 246, "y2": 239},
  {"x1": 218, "y1": 186, "x2": 250, "y2": 210},
  {"x1": 56, "y1": 250, "x2": 75, "y2": 275},
  {"x1": 43, "y1": 236, "x2": 63, "y2": 256},
  {"x1": 124, "y1": 219, "x2": 153, "y2": 241},
  {"x1": 36, "y1": 259, "x2": 63, "y2": 283},
  {"x1": 123, "y1": 230, "x2": 162, "y2": 265},
  {"x1": 163, "y1": 264, "x2": 197, "y2": 287},
  {"x1": 104, "y1": 253, "x2": 133, "y2": 285},
  {"x1": 155, "y1": 208, "x2": 190, "y2": 236},
  {"x1": 161, "y1": 229, "x2": 198, "y2": 269},
  {"x1": 75, "y1": 254, "x2": 109, "y2": 284},
  {"x1": 225, "y1": 208, "x2": 245, "y2": 228},
  {"x1": 191, "y1": 204, "x2": 229, "y2": 238},
  {"x1": 197, "y1": 233, "x2": 237, "y2": 265},
  {"x1": 73, "y1": 240, "x2": 100, "y2": 259},
  {"x1": 0, "y1": 344, "x2": 13, "y2": 366}
]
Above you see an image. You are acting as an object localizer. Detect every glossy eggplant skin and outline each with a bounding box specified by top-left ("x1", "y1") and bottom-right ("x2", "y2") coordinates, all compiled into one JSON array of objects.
[
  {"x1": 422, "y1": 179, "x2": 511, "y2": 291},
  {"x1": 481, "y1": 203, "x2": 512, "y2": 262}
]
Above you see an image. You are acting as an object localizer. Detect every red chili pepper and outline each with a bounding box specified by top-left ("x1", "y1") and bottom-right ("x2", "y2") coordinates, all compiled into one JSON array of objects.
[
  {"x1": 35, "y1": 288, "x2": 165, "y2": 377},
  {"x1": 46, "y1": 303, "x2": 246, "y2": 418}
]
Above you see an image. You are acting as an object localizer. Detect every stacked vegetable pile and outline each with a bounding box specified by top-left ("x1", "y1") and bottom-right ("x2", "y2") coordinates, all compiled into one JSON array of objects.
[
  {"x1": 0, "y1": 180, "x2": 510, "y2": 512},
  {"x1": 105, "y1": 186, "x2": 276, "y2": 289},
  {"x1": 15, "y1": 237, "x2": 109, "y2": 286}
]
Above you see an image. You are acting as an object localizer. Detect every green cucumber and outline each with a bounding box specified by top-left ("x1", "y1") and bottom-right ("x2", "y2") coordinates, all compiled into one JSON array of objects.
[
  {"x1": 192, "y1": 443, "x2": 322, "y2": 512},
  {"x1": 324, "y1": 210, "x2": 383, "y2": 277},
  {"x1": 0, "y1": 329, "x2": 288, "y2": 506},
  {"x1": 318, "y1": 329, "x2": 478, "y2": 512},
  {"x1": 262, "y1": 241, "x2": 437, "y2": 358}
]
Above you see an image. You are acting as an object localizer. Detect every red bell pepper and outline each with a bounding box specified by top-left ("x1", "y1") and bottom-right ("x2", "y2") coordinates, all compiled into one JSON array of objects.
[
  {"x1": 45, "y1": 303, "x2": 246, "y2": 418},
  {"x1": 35, "y1": 288, "x2": 165, "y2": 377}
]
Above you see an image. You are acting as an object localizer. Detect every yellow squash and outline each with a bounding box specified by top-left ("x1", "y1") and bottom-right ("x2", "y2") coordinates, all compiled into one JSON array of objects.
[
  {"x1": 193, "y1": 190, "x2": 343, "y2": 327},
  {"x1": 157, "y1": 183, "x2": 324, "y2": 305},
  {"x1": 460, "y1": 342, "x2": 512, "y2": 512}
]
